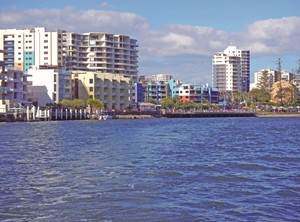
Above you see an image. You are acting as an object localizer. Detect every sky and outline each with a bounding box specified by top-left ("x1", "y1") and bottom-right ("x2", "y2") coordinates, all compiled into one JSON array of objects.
[{"x1": 1, "y1": 0, "x2": 300, "y2": 84}]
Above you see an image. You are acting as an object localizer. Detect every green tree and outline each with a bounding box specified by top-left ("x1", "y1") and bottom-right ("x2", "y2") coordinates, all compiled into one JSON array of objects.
[
  {"x1": 256, "y1": 70, "x2": 272, "y2": 103},
  {"x1": 87, "y1": 98, "x2": 104, "y2": 113},
  {"x1": 72, "y1": 99, "x2": 85, "y2": 109},
  {"x1": 60, "y1": 99, "x2": 73, "y2": 108},
  {"x1": 161, "y1": 97, "x2": 173, "y2": 109},
  {"x1": 172, "y1": 95, "x2": 181, "y2": 104},
  {"x1": 250, "y1": 88, "x2": 270, "y2": 104},
  {"x1": 144, "y1": 97, "x2": 157, "y2": 104}
]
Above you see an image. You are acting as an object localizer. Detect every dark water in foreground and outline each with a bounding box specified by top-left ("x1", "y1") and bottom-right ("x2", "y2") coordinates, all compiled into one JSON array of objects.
[{"x1": 0, "y1": 117, "x2": 300, "y2": 222}]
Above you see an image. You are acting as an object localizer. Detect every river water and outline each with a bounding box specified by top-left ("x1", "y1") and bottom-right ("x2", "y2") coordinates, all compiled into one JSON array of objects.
[{"x1": 0, "y1": 117, "x2": 299, "y2": 221}]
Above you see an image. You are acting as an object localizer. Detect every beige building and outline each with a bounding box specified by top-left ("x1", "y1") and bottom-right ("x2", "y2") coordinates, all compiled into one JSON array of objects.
[
  {"x1": 72, "y1": 71, "x2": 132, "y2": 109},
  {"x1": 271, "y1": 80, "x2": 297, "y2": 105}
]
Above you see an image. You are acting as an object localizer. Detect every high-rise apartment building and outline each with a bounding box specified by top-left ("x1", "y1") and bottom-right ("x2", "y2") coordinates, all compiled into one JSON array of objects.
[
  {"x1": 63, "y1": 32, "x2": 138, "y2": 79},
  {"x1": 0, "y1": 28, "x2": 139, "y2": 78},
  {"x1": 0, "y1": 27, "x2": 65, "y2": 72},
  {"x1": 212, "y1": 45, "x2": 250, "y2": 92}
]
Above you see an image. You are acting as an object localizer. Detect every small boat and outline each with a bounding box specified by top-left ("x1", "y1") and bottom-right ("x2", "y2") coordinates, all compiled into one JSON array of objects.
[
  {"x1": 98, "y1": 112, "x2": 112, "y2": 120},
  {"x1": 99, "y1": 114, "x2": 109, "y2": 120}
]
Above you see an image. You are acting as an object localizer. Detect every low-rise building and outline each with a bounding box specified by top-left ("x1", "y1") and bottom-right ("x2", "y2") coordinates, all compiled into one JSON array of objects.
[
  {"x1": 168, "y1": 79, "x2": 182, "y2": 98},
  {"x1": 0, "y1": 56, "x2": 29, "y2": 112},
  {"x1": 179, "y1": 84, "x2": 219, "y2": 103},
  {"x1": 141, "y1": 80, "x2": 168, "y2": 103},
  {"x1": 27, "y1": 65, "x2": 72, "y2": 106},
  {"x1": 72, "y1": 71, "x2": 132, "y2": 110}
]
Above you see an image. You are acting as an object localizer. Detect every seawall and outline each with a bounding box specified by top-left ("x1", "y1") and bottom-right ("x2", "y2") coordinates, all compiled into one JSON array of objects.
[{"x1": 162, "y1": 111, "x2": 256, "y2": 118}]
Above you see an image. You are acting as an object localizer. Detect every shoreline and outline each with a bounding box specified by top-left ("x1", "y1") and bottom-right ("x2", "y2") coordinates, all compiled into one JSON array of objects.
[{"x1": 256, "y1": 112, "x2": 300, "y2": 117}]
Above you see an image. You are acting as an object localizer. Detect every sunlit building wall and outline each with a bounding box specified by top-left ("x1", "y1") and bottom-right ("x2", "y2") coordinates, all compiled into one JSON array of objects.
[
  {"x1": 72, "y1": 71, "x2": 131, "y2": 110},
  {"x1": 212, "y1": 45, "x2": 250, "y2": 92}
]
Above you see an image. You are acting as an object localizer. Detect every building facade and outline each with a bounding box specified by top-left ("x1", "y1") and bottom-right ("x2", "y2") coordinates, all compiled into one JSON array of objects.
[
  {"x1": 140, "y1": 80, "x2": 168, "y2": 104},
  {"x1": 72, "y1": 71, "x2": 132, "y2": 110},
  {"x1": 141, "y1": 74, "x2": 173, "y2": 82},
  {"x1": 212, "y1": 45, "x2": 250, "y2": 92},
  {"x1": 179, "y1": 84, "x2": 219, "y2": 104},
  {"x1": 63, "y1": 32, "x2": 138, "y2": 79},
  {"x1": 27, "y1": 66, "x2": 72, "y2": 106},
  {"x1": 253, "y1": 68, "x2": 295, "y2": 89},
  {"x1": 134, "y1": 82, "x2": 145, "y2": 103},
  {"x1": 0, "y1": 27, "x2": 139, "y2": 107},
  {"x1": 0, "y1": 27, "x2": 139, "y2": 79},
  {"x1": 0, "y1": 27, "x2": 65, "y2": 73},
  {"x1": 168, "y1": 79, "x2": 182, "y2": 98},
  {"x1": 0, "y1": 61, "x2": 29, "y2": 111}
]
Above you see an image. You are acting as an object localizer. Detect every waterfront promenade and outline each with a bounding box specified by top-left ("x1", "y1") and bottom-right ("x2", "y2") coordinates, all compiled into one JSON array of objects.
[{"x1": 2, "y1": 109, "x2": 300, "y2": 122}]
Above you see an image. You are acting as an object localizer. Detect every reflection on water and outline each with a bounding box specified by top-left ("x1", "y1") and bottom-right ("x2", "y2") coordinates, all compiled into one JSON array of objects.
[{"x1": 0, "y1": 118, "x2": 300, "y2": 221}]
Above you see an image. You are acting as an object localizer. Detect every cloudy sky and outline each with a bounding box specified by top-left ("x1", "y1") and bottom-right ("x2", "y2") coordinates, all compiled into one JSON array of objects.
[{"x1": 1, "y1": 0, "x2": 300, "y2": 84}]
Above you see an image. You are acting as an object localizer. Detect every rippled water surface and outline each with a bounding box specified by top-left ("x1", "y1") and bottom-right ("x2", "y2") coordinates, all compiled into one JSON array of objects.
[{"x1": 0, "y1": 117, "x2": 300, "y2": 221}]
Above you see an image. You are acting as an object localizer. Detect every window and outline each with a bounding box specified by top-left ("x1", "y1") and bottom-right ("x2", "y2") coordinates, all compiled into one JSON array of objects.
[
  {"x1": 44, "y1": 57, "x2": 48, "y2": 60},
  {"x1": 89, "y1": 87, "x2": 93, "y2": 92},
  {"x1": 44, "y1": 40, "x2": 48, "y2": 43},
  {"x1": 89, "y1": 79, "x2": 93, "y2": 84},
  {"x1": 44, "y1": 46, "x2": 48, "y2": 49}
]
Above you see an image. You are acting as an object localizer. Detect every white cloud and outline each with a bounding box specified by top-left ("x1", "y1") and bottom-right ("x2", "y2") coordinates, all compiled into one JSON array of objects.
[
  {"x1": 0, "y1": 7, "x2": 149, "y2": 35},
  {"x1": 100, "y1": 2, "x2": 112, "y2": 9},
  {"x1": 244, "y1": 17, "x2": 300, "y2": 55}
]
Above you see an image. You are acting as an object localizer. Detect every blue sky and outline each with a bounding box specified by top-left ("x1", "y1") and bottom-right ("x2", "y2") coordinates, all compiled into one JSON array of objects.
[{"x1": 1, "y1": 0, "x2": 300, "y2": 84}]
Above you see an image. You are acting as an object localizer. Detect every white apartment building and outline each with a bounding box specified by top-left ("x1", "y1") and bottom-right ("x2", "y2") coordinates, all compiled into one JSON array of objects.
[
  {"x1": 27, "y1": 66, "x2": 72, "y2": 106},
  {"x1": 143, "y1": 74, "x2": 173, "y2": 82},
  {"x1": 63, "y1": 32, "x2": 138, "y2": 78},
  {"x1": 0, "y1": 27, "x2": 65, "y2": 73},
  {"x1": 253, "y1": 68, "x2": 294, "y2": 89},
  {"x1": 212, "y1": 45, "x2": 250, "y2": 92},
  {"x1": 0, "y1": 27, "x2": 139, "y2": 79}
]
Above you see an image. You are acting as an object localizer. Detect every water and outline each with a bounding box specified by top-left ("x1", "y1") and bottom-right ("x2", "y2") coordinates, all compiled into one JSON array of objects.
[{"x1": 0, "y1": 117, "x2": 300, "y2": 221}]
